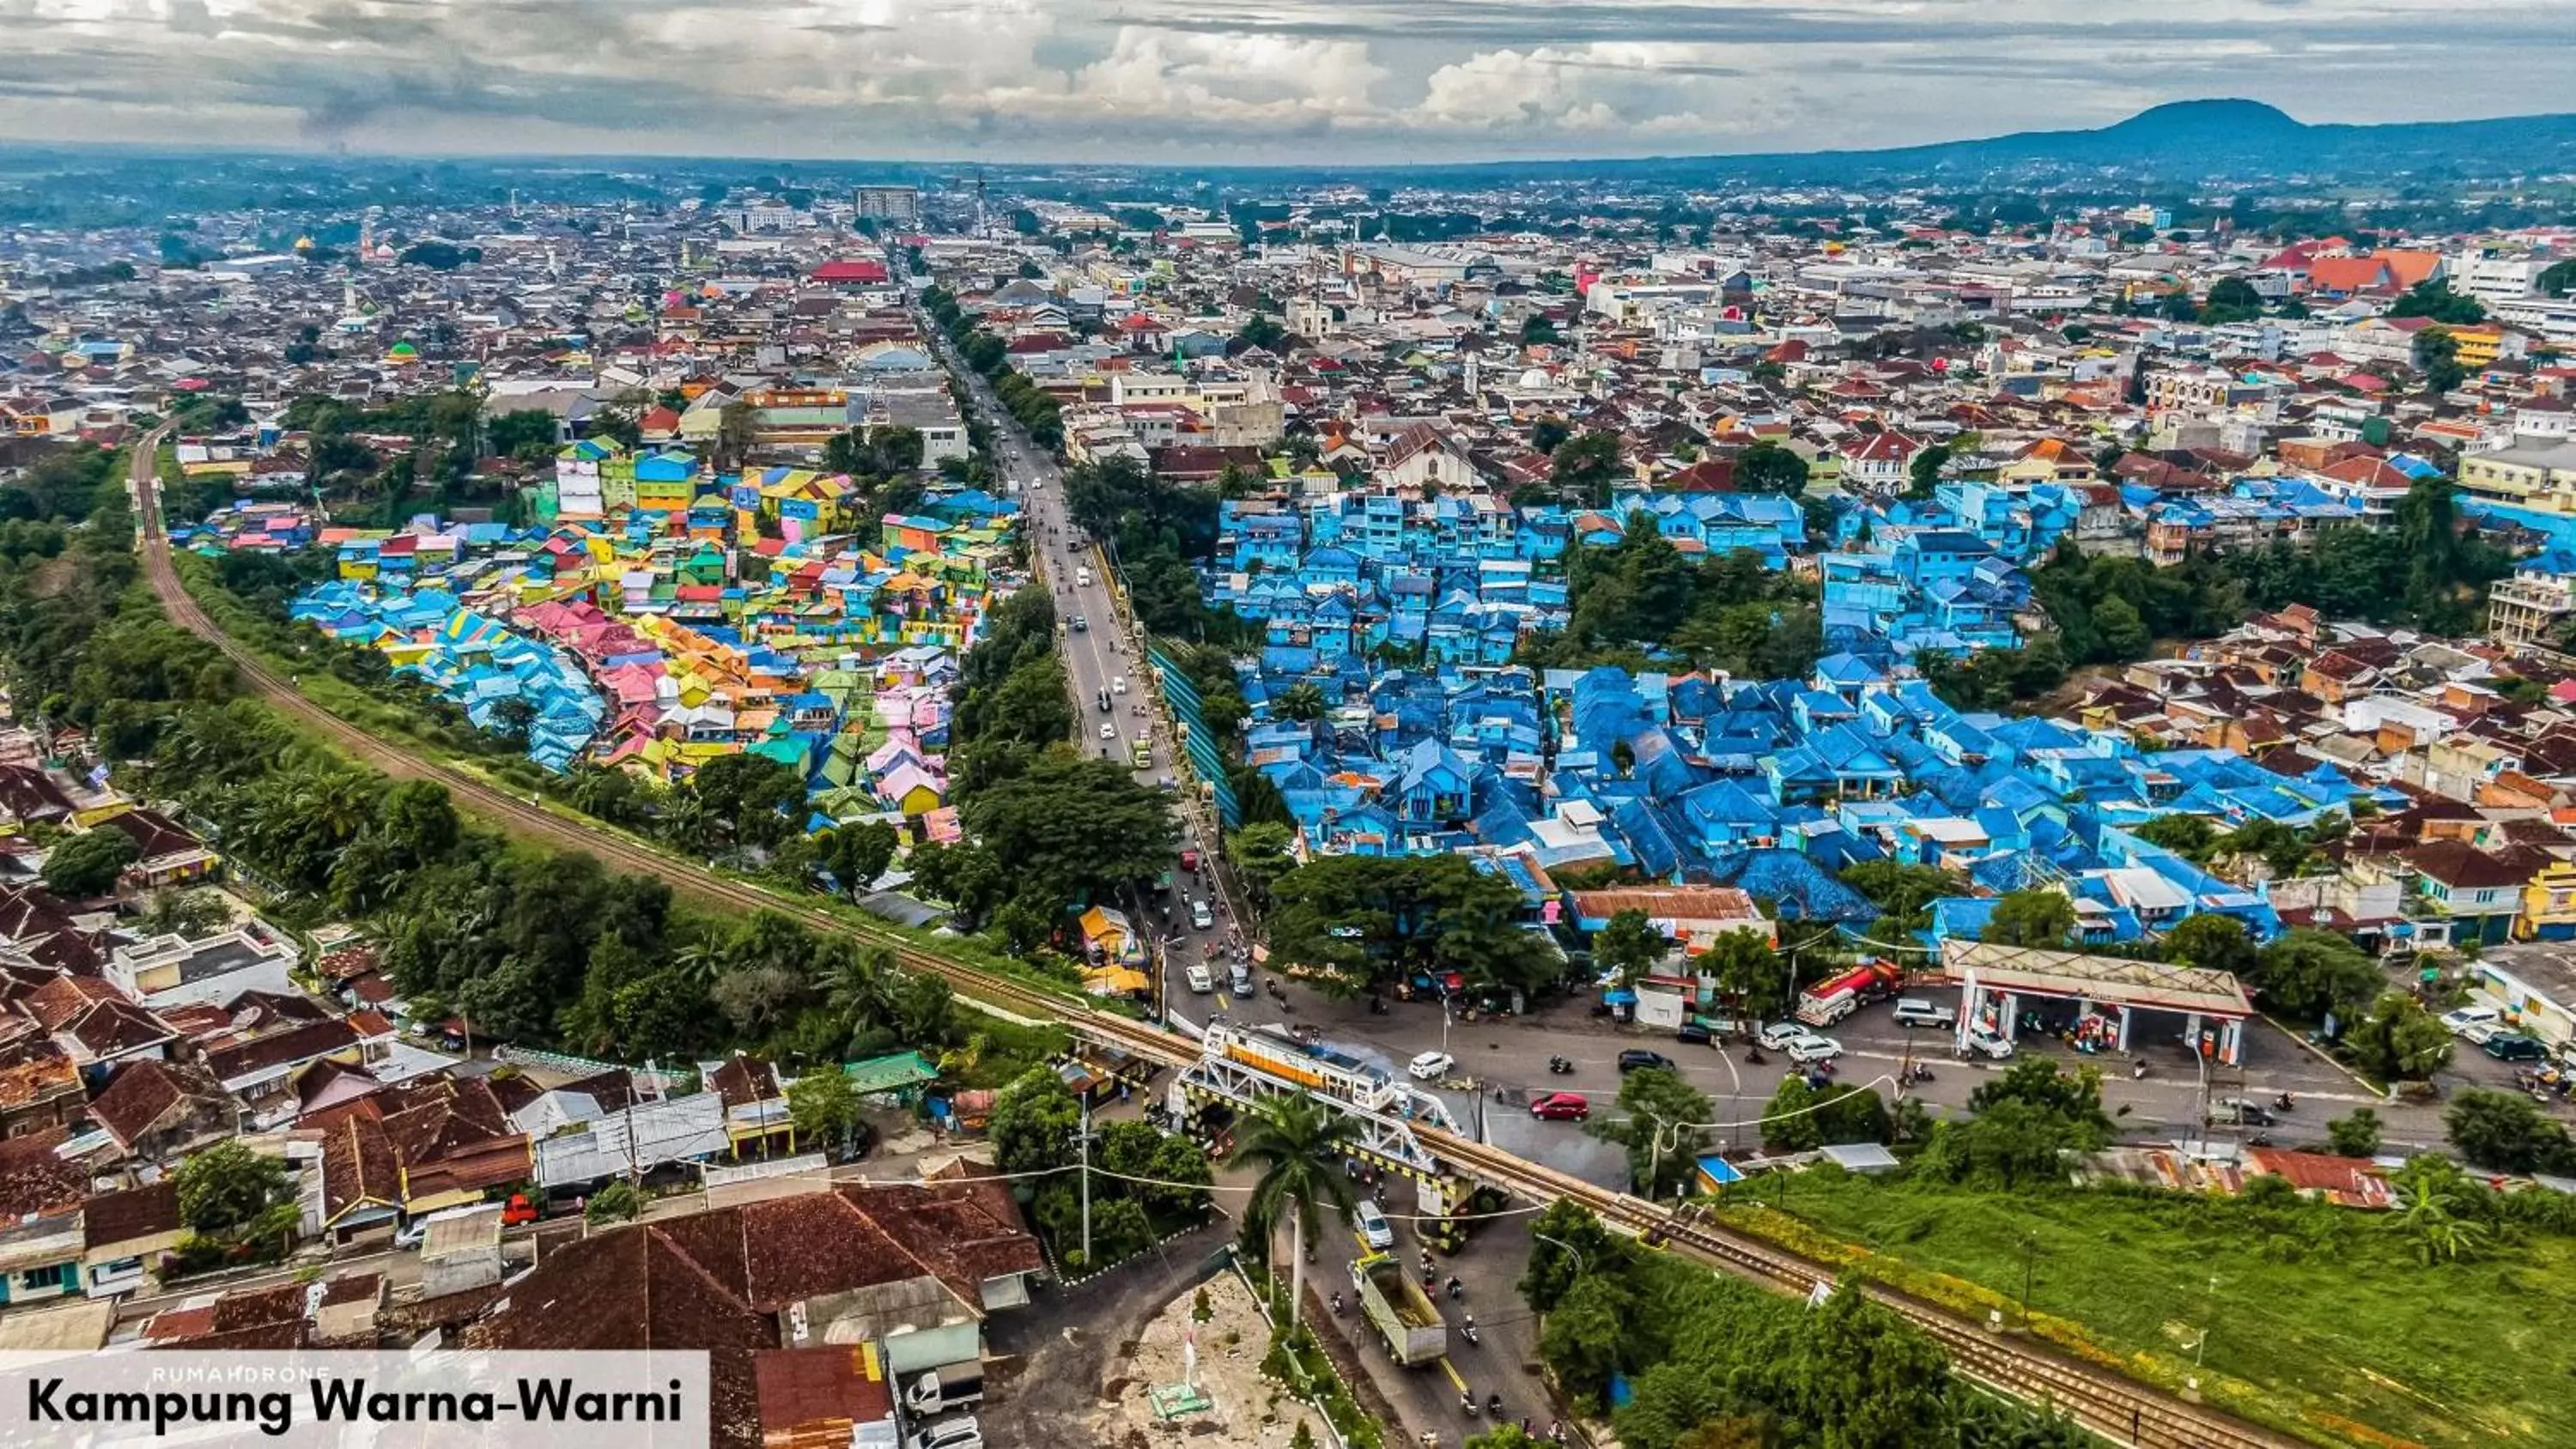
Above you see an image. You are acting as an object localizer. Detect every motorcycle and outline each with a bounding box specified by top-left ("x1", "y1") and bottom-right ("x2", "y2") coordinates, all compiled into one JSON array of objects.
[
  {"x1": 1744, "y1": 1046, "x2": 1766, "y2": 1065},
  {"x1": 1460, "y1": 1392, "x2": 1479, "y2": 1419},
  {"x1": 1331, "y1": 1292, "x2": 1345, "y2": 1317},
  {"x1": 1485, "y1": 1395, "x2": 1504, "y2": 1420},
  {"x1": 1460, "y1": 1316, "x2": 1479, "y2": 1346},
  {"x1": 1368, "y1": 997, "x2": 1389, "y2": 1016},
  {"x1": 1445, "y1": 1276, "x2": 1463, "y2": 1302},
  {"x1": 1547, "y1": 1056, "x2": 1575, "y2": 1075},
  {"x1": 2275, "y1": 1092, "x2": 2297, "y2": 1113}
]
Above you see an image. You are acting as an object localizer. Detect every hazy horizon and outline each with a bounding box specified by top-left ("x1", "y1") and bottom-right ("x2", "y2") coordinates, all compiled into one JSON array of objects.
[{"x1": 3, "y1": 1, "x2": 2572, "y2": 167}]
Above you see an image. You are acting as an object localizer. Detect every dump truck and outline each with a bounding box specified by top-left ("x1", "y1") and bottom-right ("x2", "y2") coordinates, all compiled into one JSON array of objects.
[{"x1": 1350, "y1": 1252, "x2": 1446, "y2": 1366}]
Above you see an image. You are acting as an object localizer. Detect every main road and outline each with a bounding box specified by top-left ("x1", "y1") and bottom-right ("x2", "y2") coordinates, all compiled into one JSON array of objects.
[{"x1": 916, "y1": 313, "x2": 1240, "y2": 1013}]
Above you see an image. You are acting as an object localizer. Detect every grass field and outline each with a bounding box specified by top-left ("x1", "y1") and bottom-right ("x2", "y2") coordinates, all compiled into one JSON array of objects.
[{"x1": 1717, "y1": 1172, "x2": 2576, "y2": 1449}]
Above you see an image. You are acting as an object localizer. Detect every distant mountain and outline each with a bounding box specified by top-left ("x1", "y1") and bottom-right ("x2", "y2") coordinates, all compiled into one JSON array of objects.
[{"x1": 1364, "y1": 100, "x2": 2576, "y2": 188}]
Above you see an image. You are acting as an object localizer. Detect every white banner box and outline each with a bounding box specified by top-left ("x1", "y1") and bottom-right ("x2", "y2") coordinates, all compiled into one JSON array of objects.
[{"x1": 0, "y1": 1350, "x2": 711, "y2": 1449}]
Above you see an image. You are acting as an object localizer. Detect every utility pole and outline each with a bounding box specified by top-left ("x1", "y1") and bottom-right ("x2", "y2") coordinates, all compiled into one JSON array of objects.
[{"x1": 1078, "y1": 1094, "x2": 1093, "y2": 1266}]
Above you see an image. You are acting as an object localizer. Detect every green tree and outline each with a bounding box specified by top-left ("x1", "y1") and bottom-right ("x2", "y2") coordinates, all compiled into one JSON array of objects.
[
  {"x1": 586, "y1": 1179, "x2": 642, "y2": 1223},
  {"x1": 2248, "y1": 928, "x2": 2381, "y2": 1022},
  {"x1": 958, "y1": 755, "x2": 1179, "y2": 910},
  {"x1": 1539, "y1": 1272, "x2": 1633, "y2": 1407},
  {"x1": 2346, "y1": 992, "x2": 2454, "y2": 1082},
  {"x1": 2198, "y1": 276, "x2": 2265, "y2": 324},
  {"x1": 1699, "y1": 930, "x2": 1790, "y2": 1022},
  {"x1": 1791, "y1": 1284, "x2": 1956, "y2": 1444},
  {"x1": 2326, "y1": 1106, "x2": 2384, "y2": 1159},
  {"x1": 2385, "y1": 1155, "x2": 2491, "y2": 1265},
  {"x1": 175, "y1": 1140, "x2": 291, "y2": 1236},
  {"x1": 2388, "y1": 278, "x2": 2485, "y2": 325},
  {"x1": 787, "y1": 1067, "x2": 863, "y2": 1155},
  {"x1": 820, "y1": 822, "x2": 899, "y2": 900},
  {"x1": 989, "y1": 1066, "x2": 1082, "y2": 1176},
  {"x1": 1237, "y1": 1094, "x2": 1362, "y2": 1328},
  {"x1": 2445, "y1": 1088, "x2": 2576, "y2": 1175},
  {"x1": 715, "y1": 398, "x2": 761, "y2": 471},
  {"x1": 1762, "y1": 1076, "x2": 1822, "y2": 1152},
  {"x1": 1595, "y1": 1067, "x2": 1713, "y2": 1198},
  {"x1": 39, "y1": 828, "x2": 138, "y2": 896},
  {"x1": 1905, "y1": 442, "x2": 1951, "y2": 498},
  {"x1": 2132, "y1": 813, "x2": 2219, "y2": 861},
  {"x1": 1519, "y1": 1199, "x2": 1625, "y2": 1313},
  {"x1": 1734, "y1": 441, "x2": 1809, "y2": 496},
  {"x1": 1984, "y1": 889, "x2": 2074, "y2": 948},
  {"x1": 2540, "y1": 258, "x2": 2576, "y2": 298},
  {"x1": 1594, "y1": 909, "x2": 1668, "y2": 986},
  {"x1": 1226, "y1": 822, "x2": 1299, "y2": 906},
  {"x1": 2414, "y1": 325, "x2": 2466, "y2": 393},
  {"x1": 2163, "y1": 912, "x2": 2256, "y2": 978},
  {"x1": 380, "y1": 779, "x2": 461, "y2": 869},
  {"x1": 1548, "y1": 430, "x2": 1626, "y2": 507},
  {"x1": 1274, "y1": 681, "x2": 1328, "y2": 722}
]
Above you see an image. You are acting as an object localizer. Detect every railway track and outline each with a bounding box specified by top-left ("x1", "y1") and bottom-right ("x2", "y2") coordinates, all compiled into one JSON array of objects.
[
  {"x1": 1427, "y1": 1130, "x2": 2298, "y2": 1448},
  {"x1": 128, "y1": 443, "x2": 2303, "y2": 1449}
]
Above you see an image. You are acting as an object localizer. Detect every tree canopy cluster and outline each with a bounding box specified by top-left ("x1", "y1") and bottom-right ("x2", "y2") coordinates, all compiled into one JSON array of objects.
[
  {"x1": 1927, "y1": 477, "x2": 2508, "y2": 708},
  {"x1": 1519, "y1": 518, "x2": 1821, "y2": 680},
  {"x1": 1523, "y1": 1203, "x2": 2091, "y2": 1449},
  {"x1": 924, "y1": 286, "x2": 1063, "y2": 449},
  {"x1": 1262, "y1": 852, "x2": 1560, "y2": 997},
  {"x1": 988, "y1": 1066, "x2": 1212, "y2": 1270},
  {"x1": 1061, "y1": 457, "x2": 1246, "y2": 644}
]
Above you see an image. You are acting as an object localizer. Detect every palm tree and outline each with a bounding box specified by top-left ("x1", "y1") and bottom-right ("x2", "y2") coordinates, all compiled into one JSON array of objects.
[
  {"x1": 1277, "y1": 682, "x2": 1327, "y2": 723},
  {"x1": 822, "y1": 945, "x2": 895, "y2": 1032},
  {"x1": 295, "y1": 769, "x2": 378, "y2": 846},
  {"x1": 2386, "y1": 1157, "x2": 2489, "y2": 1265},
  {"x1": 1237, "y1": 1094, "x2": 1364, "y2": 1329}
]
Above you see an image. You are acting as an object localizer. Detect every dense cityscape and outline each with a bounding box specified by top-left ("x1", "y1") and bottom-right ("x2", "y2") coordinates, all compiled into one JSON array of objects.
[{"x1": 4, "y1": 82, "x2": 2576, "y2": 1449}]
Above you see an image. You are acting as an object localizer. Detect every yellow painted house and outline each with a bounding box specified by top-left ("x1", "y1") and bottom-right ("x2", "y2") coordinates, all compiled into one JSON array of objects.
[{"x1": 2517, "y1": 858, "x2": 2576, "y2": 941}]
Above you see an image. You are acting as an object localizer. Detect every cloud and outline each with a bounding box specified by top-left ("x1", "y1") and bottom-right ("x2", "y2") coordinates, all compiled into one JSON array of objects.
[{"x1": 0, "y1": 0, "x2": 2567, "y2": 161}]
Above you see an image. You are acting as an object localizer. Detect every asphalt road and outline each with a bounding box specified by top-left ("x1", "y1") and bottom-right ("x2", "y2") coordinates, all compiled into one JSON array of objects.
[{"x1": 916, "y1": 314, "x2": 1238, "y2": 1011}]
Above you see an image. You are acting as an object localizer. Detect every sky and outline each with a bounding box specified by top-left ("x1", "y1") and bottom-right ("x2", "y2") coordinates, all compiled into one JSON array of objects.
[{"x1": 3, "y1": 0, "x2": 2572, "y2": 165}]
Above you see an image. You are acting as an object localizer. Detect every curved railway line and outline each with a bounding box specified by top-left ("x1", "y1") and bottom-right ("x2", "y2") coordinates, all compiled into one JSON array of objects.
[{"x1": 130, "y1": 440, "x2": 2308, "y2": 1449}]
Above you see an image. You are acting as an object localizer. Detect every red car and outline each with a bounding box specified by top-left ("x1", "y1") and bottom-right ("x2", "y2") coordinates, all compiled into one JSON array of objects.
[
  {"x1": 1180, "y1": 848, "x2": 1201, "y2": 872},
  {"x1": 1530, "y1": 1092, "x2": 1589, "y2": 1122}
]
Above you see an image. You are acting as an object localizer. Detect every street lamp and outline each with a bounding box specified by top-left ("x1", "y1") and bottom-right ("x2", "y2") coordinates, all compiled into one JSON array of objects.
[{"x1": 1531, "y1": 1231, "x2": 1589, "y2": 1279}]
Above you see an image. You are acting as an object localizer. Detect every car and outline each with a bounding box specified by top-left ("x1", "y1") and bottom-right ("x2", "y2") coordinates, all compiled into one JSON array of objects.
[
  {"x1": 1892, "y1": 997, "x2": 1959, "y2": 1030},
  {"x1": 1180, "y1": 848, "x2": 1201, "y2": 872},
  {"x1": 1230, "y1": 962, "x2": 1254, "y2": 997},
  {"x1": 1783, "y1": 1033, "x2": 1844, "y2": 1064},
  {"x1": 2484, "y1": 1032, "x2": 2550, "y2": 1062},
  {"x1": 1096, "y1": 688, "x2": 1112, "y2": 714},
  {"x1": 907, "y1": 1418, "x2": 982, "y2": 1449},
  {"x1": 1157, "y1": 773, "x2": 1176, "y2": 791},
  {"x1": 1190, "y1": 898, "x2": 1214, "y2": 931},
  {"x1": 1530, "y1": 1092, "x2": 1590, "y2": 1121},
  {"x1": 1070, "y1": 614, "x2": 1087, "y2": 632},
  {"x1": 2208, "y1": 1097, "x2": 2276, "y2": 1128},
  {"x1": 1184, "y1": 964, "x2": 1213, "y2": 994},
  {"x1": 1959, "y1": 1026, "x2": 2014, "y2": 1059},
  {"x1": 1113, "y1": 676, "x2": 1127, "y2": 694},
  {"x1": 1354, "y1": 1200, "x2": 1394, "y2": 1250},
  {"x1": 2441, "y1": 1006, "x2": 2503, "y2": 1042},
  {"x1": 1099, "y1": 722, "x2": 1118, "y2": 742},
  {"x1": 1408, "y1": 1050, "x2": 1456, "y2": 1081},
  {"x1": 1756, "y1": 1022, "x2": 1805, "y2": 1052},
  {"x1": 1617, "y1": 1049, "x2": 1675, "y2": 1074},
  {"x1": 1674, "y1": 1022, "x2": 1713, "y2": 1046}
]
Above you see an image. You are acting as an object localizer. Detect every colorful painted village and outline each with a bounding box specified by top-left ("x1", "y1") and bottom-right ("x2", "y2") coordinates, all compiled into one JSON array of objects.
[{"x1": 185, "y1": 444, "x2": 1018, "y2": 829}]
